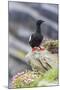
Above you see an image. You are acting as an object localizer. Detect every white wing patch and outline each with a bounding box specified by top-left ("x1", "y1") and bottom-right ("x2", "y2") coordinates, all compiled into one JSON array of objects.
[{"x1": 29, "y1": 35, "x2": 31, "y2": 41}]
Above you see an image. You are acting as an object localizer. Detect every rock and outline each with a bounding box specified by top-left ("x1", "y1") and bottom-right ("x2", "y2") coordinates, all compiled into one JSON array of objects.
[{"x1": 25, "y1": 40, "x2": 58, "y2": 74}]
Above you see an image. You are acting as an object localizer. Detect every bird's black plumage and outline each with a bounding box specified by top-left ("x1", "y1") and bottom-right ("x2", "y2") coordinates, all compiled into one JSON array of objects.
[{"x1": 29, "y1": 20, "x2": 44, "y2": 48}]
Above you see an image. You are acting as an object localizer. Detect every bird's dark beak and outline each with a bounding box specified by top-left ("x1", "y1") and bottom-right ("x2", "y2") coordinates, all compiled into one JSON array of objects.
[
  {"x1": 41, "y1": 21, "x2": 44, "y2": 23},
  {"x1": 36, "y1": 20, "x2": 44, "y2": 26}
]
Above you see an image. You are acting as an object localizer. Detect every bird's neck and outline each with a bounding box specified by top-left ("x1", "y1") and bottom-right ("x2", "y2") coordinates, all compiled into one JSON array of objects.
[{"x1": 36, "y1": 25, "x2": 41, "y2": 33}]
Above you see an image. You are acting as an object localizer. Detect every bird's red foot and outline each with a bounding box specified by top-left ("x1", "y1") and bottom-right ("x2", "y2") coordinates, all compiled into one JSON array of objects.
[{"x1": 32, "y1": 46, "x2": 45, "y2": 52}]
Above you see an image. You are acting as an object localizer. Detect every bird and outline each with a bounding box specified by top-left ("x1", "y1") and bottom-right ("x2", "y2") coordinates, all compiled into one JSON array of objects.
[{"x1": 29, "y1": 20, "x2": 44, "y2": 50}]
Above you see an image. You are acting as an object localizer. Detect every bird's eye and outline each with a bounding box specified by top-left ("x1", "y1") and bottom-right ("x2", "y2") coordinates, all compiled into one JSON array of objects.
[{"x1": 29, "y1": 35, "x2": 31, "y2": 41}]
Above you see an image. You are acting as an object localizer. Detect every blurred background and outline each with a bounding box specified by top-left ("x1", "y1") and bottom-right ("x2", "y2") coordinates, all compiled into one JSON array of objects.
[{"x1": 8, "y1": 1, "x2": 58, "y2": 88}]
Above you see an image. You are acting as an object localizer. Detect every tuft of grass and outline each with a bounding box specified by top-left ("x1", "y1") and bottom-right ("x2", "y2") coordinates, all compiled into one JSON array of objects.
[
  {"x1": 42, "y1": 68, "x2": 58, "y2": 82},
  {"x1": 37, "y1": 68, "x2": 58, "y2": 86}
]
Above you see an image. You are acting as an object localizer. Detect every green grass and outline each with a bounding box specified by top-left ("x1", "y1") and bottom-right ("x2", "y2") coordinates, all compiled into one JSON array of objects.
[{"x1": 42, "y1": 68, "x2": 58, "y2": 82}]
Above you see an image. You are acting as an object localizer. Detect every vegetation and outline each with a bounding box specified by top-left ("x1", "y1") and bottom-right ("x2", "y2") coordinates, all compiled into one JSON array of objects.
[
  {"x1": 12, "y1": 40, "x2": 58, "y2": 88},
  {"x1": 43, "y1": 40, "x2": 58, "y2": 53},
  {"x1": 12, "y1": 68, "x2": 58, "y2": 88}
]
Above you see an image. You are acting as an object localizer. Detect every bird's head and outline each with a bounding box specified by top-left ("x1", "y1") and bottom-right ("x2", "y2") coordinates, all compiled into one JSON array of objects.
[{"x1": 36, "y1": 20, "x2": 44, "y2": 26}]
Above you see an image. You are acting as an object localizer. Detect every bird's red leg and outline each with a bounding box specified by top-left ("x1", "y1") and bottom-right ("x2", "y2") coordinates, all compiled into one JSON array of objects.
[{"x1": 32, "y1": 47, "x2": 37, "y2": 52}]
